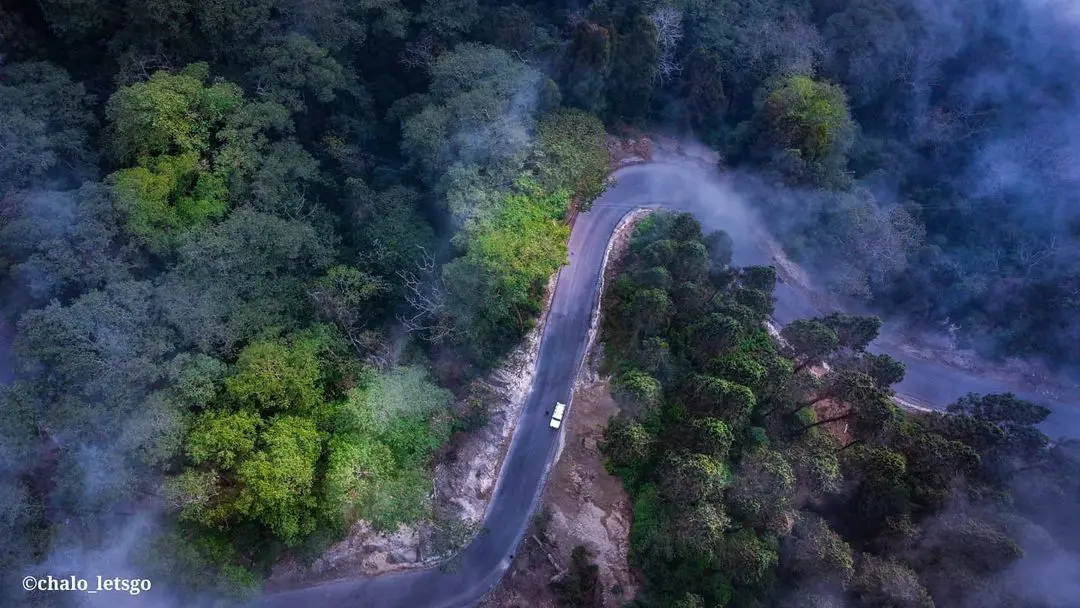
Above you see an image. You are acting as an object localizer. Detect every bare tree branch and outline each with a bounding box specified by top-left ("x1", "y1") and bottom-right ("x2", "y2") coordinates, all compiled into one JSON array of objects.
[
  {"x1": 397, "y1": 247, "x2": 454, "y2": 343},
  {"x1": 283, "y1": 184, "x2": 317, "y2": 221},
  {"x1": 649, "y1": 6, "x2": 683, "y2": 84},
  {"x1": 401, "y1": 35, "x2": 436, "y2": 72},
  {"x1": 567, "y1": 9, "x2": 586, "y2": 29},
  {"x1": 308, "y1": 267, "x2": 391, "y2": 366}
]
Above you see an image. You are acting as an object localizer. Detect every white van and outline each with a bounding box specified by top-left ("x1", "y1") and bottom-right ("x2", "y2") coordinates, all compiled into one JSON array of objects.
[{"x1": 549, "y1": 402, "x2": 567, "y2": 429}]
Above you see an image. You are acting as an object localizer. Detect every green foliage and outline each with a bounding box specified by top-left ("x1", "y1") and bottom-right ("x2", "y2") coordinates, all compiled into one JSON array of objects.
[
  {"x1": 482, "y1": 5, "x2": 538, "y2": 52},
  {"x1": 309, "y1": 265, "x2": 390, "y2": 342},
  {"x1": 690, "y1": 418, "x2": 735, "y2": 460},
  {"x1": 685, "y1": 314, "x2": 742, "y2": 365},
  {"x1": 753, "y1": 75, "x2": 855, "y2": 187},
  {"x1": 718, "y1": 528, "x2": 779, "y2": 587},
  {"x1": 607, "y1": 14, "x2": 659, "y2": 122},
  {"x1": 0, "y1": 62, "x2": 96, "y2": 192},
  {"x1": 818, "y1": 313, "x2": 882, "y2": 351},
  {"x1": 602, "y1": 417, "x2": 654, "y2": 474},
  {"x1": 658, "y1": 452, "x2": 731, "y2": 504},
  {"x1": 782, "y1": 319, "x2": 840, "y2": 371},
  {"x1": 402, "y1": 43, "x2": 541, "y2": 191},
  {"x1": 164, "y1": 323, "x2": 449, "y2": 554},
  {"x1": 741, "y1": 266, "x2": 778, "y2": 293},
  {"x1": 225, "y1": 333, "x2": 325, "y2": 414},
  {"x1": 185, "y1": 409, "x2": 261, "y2": 469},
  {"x1": 106, "y1": 63, "x2": 243, "y2": 162},
  {"x1": 711, "y1": 353, "x2": 767, "y2": 389},
  {"x1": 612, "y1": 369, "x2": 662, "y2": 416},
  {"x1": 395, "y1": 42, "x2": 574, "y2": 363},
  {"x1": 861, "y1": 353, "x2": 906, "y2": 388},
  {"x1": 560, "y1": 21, "x2": 613, "y2": 115},
  {"x1": 160, "y1": 208, "x2": 335, "y2": 354},
  {"x1": 444, "y1": 181, "x2": 569, "y2": 364},
  {"x1": 535, "y1": 109, "x2": 610, "y2": 208},
  {"x1": 0, "y1": 185, "x2": 128, "y2": 303},
  {"x1": 350, "y1": 185, "x2": 436, "y2": 280},
  {"x1": 104, "y1": 64, "x2": 246, "y2": 249},
  {"x1": 685, "y1": 375, "x2": 756, "y2": 426},
  {"x1": 248, "y1": 33, "x2": 350, "y2": 113},
  {"x1": 682, "y1": 502, "x2": 734, "y2": 557},
  {"x1": 111, "y1": 152, "x2": 228, "y2": 249},
  {"x1": 9, "y1": 3, "x2": 1075, "y2": 605},
  {"x1": 851, "y1": 554, "x2": 934, "y2": 608},
  {"x1": 325, "y1": 366, "x2": 452, "y2": 530},
  {"x1": 134, "y1": 528, "x2": 260, "y2": 601},
  {"x1": 164, "y1": 469, "x2": 223, "y2": 525},
  {"x1": 321, "y1": 433, "x2": 395, "y2": 528},
  {"x1": 677, "y1": 46, "x2": 728, "y2": 143},
  {"x1": 14, "y1": 281, "x2": 175, "y2": 447},
  {"x1": 167, "y1": 353, "x2": 227, "y2": 409},
  {"x1": 233, "y1": 415, "x2": 322, "y2": 545},
  {"x1": 786, "y1": 513, "x2": 855, "y2": 587},
  {"x1": 726, "y1": 448, "x2": 796, "y2": 534},
  {"x1": 596, "y1": 210, "x2": 1047, "y2": 607},
  {"x1": 842, "y1": 445, "x2": 913, "y2": 540},
  {"x1": 784, "y1": 432, "x2": 844, "y2": 499},
  {"x1": 355, "y1": 466, "x2": 434, "y2": 531}
]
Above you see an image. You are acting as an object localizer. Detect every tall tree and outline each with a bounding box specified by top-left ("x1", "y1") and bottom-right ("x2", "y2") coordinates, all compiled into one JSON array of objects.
[
  {"x1": 752, "y1": 75, "x2": 855, "y2": 187},
  {"x1": 607, "y1": 13, "x2": 659, "y2": 122}
]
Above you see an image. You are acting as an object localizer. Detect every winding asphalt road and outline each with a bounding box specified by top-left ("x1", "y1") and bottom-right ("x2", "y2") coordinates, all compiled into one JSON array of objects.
[{"x1": 258, "y1": 160, "x2": 1080, "y2": 608}]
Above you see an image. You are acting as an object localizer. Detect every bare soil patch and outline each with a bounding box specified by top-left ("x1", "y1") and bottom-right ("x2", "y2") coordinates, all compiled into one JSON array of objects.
[
  {"x1": 606, "y1": 132, "x2": 653, "y2": 169},
  {"x1": 481, "y1": 206, "x2": 650, "y2": 608},
  {"x1": 480, "y1": 379, "x2": 637, "y2": 608}
]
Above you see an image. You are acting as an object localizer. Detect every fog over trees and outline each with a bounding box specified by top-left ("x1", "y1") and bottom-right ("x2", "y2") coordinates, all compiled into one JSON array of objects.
[
  {"x1": 600, "y1": 212, "x2": 1078, "y2": 608},
  {"x1": 1, "y1": 0, "x2": 1078, "y2": 606}
]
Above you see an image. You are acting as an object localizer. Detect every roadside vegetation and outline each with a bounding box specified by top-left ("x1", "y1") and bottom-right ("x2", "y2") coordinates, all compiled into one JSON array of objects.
[
  {"x1": 2, "y1": 0, "x2": 1079, "y2": 604},
  {"x1": 598, "y1": 211, "x2": 1080, "y2": 607}
]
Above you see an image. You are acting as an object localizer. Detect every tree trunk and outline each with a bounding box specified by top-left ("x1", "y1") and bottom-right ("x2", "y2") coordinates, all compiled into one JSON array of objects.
[
  {"x1": 784, "y1": 395, "x2": 831, "y2": 419},
  {"x1": 793, "y1": 411, "x2": 852, "y2": 436},
  {"x1": 839, "y1": 439, "x2": 862, "y2": 452}
]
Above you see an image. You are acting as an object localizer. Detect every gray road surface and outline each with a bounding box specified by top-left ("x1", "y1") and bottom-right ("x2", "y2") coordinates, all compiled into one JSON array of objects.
[{"x1": 258, "y1": 160, "x2": 1080, "y2": 608}]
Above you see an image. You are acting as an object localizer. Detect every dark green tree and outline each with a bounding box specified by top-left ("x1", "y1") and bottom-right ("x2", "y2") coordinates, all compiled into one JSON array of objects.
[
  {"x1": 560, "y1": 21, "x2": 613, "y2": 115},
  {"x1": 752, "y1": 75, "x2": 855, "y2": 187},
  {"x1": 607, "y1": 13, "x2": 659, "y2": 122}
]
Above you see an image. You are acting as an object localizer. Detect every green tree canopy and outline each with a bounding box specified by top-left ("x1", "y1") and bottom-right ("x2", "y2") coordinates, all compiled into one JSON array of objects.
[
  {"x1": 726, "y1": 448, "x2": 796, "y2": 534},
  {"x1": 106, "y1": 63, "x2": 243, "y2": 163},
  {"x1": 185, "y1": 409, "x2": 261, "y2": 469},
  {"x1": 234, "y1": 415, "x2": 322, "y2": 545},
  {"x1": 0, "y1": 61, "x2": 96, "y2": 192},
  {"x1": 224, "y1": 333, "x2": 326, "y2": 414},
  {"x1": 105, "y1": 63, "x2": 246, "y2": 249},
  {"x1": 753, "y1": 75, "x2": 855, "y2": 187}
]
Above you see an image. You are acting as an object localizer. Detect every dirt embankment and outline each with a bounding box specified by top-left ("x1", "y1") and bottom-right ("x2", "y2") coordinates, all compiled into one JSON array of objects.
[
  {"x1": 481, "y1": 211, "x2": 648, "y2": 608},
  {"x1": 480, "y1": 380, "x2": 637, "y2": 608},
  {"x1": 269, "y1": 146, "x2": 654, "y2": 592},
  {"x1": 606, "y1": 132, "x2": 654, "y2": 170}
]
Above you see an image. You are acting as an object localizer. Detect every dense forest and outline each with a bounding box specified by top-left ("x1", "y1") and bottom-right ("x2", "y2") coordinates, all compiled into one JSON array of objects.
[
  {"x1": 1, "y1": 0, "x2": 1078, "y2": 605},
  {"x1": 599, "y1": 212, "x2": 1079, "y2": 608}
]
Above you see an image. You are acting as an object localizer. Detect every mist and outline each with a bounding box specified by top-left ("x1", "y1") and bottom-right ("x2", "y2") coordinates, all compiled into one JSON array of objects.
[
  {"x1": 2, "y1": 0, "x2": 1079, "y2": 606},
  {"x1": 738, "y1": 0, "x2": 1080, "y2": 370}
]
